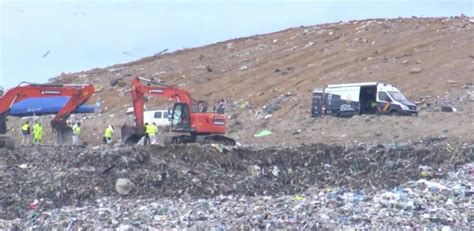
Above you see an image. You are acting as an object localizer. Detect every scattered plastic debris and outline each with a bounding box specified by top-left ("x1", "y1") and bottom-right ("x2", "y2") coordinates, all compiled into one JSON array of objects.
[
  {"x1": 254, "y1": 130, "x2": 272, "y2": 137},
  {"x1": 0, "y1": 140, "x2": 472, "y2": 229}
]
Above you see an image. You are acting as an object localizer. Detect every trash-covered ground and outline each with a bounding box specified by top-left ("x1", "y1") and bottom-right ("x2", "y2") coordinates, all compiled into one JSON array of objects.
[
  {"x1": 1, "y1": 16, "x2": 473, "y2": 230},
  {"x1": 1, "y1": 141, "x2": 472, "y2": 229}
]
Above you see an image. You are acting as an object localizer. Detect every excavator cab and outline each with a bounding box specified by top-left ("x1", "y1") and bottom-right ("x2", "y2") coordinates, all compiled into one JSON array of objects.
[
  {"x1": 170, "y1": 103, "x2": 192, "y2": 132},
  {"x1": 122, "y1": 103, "x2": 194, "y2": 145}
]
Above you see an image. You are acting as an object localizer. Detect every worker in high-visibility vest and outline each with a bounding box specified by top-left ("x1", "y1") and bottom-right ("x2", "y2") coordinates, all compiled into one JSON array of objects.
[
  {"x1": 103, "y1": 125, "x2": 114, "y2": 144},
  {"x1": 72, "y1": 122, "x2": 81, "y2": 145},
  {"x1": 21, "y1": 121, "x2": 31, "y2": 146},
  {"x1": 144, "y1": 123, "x2": 152, "y2": 145},
  {"x1": 146, "y1": 122, "x2": 157, "y2": 145},
  {"x1": 33, "y1": 121, "x2": 43, "y2": 145},
  {"x1": 151, "y1": 122, "x2": 159, "y2": 145}
]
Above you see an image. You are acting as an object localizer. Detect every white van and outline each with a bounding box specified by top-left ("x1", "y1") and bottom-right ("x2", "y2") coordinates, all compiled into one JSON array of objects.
[
  {"x1": 126, "y1": 108, "x2": 171, "y2": 127},
  {"x1": 144, "y1": 110, "x2": 170, "y2": 127},
  {"x1": 312, "y1": 82, "x2": 418, "y2": 117}
]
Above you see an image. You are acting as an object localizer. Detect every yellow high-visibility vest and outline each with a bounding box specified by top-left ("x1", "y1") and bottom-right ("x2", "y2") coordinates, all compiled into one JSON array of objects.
[
  {"x1": 371, "y1": 101, "x2": 377, "y2": 108},
  {"x1": 33, "y1": 124, "x2": 42, "y2": 138},
  {"x1": 146, "y1": 124, "x2": 156, "y2": 135},
  {"x1": 21, "y1": 124, "x2": 29, "y2": 132},
  {"x1": 104, "y1": 126, "x2": 113, "y2": 138},
  {"x1": 73, "y1": 125, "x2": 81, "y2": 135}
]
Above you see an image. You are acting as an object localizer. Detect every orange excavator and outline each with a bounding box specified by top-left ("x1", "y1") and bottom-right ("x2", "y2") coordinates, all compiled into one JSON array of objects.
[
  {"x1": 121, "y1": 77, "x2": 235, "y2": 145},
  {"x1": 0, "y1": 83, "x2": 95, "y2": 149}
]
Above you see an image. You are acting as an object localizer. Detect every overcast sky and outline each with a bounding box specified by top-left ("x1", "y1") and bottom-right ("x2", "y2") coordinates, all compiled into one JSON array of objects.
[{"x1": 1, "y1": 0, "x2": 472, "y2": 89}]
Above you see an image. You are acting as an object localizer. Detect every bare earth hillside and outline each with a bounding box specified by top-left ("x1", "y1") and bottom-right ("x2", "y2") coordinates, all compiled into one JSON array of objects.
[{"x1": 9, "y1": 16, "x2": 474, "y2": 146}]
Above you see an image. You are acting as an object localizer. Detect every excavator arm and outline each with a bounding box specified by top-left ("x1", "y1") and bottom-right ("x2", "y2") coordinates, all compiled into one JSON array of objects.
[
  {"x1": 130, "y1": 77, "x2": 193, "y2": 130},
  {"x1": 122, "y1": 77, "x2": 234, "y2": 146},
  {"x1": 49, "y1": 84, "x2": 95, "y2": 129},
  {"x1": 122, "y1": 77, "x2": 198, "y2": 144},
  {"x1": 0, "y1": 83, "x2": 94, "y2": 147},
  {"x1": 0, "y1": 83, "x2": 94, "y2": 117}
]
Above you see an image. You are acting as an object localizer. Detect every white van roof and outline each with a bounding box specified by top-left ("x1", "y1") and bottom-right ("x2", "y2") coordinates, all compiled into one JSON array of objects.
[{"x1": 327, "y1": 82, "x2": 381, "y2": 88}]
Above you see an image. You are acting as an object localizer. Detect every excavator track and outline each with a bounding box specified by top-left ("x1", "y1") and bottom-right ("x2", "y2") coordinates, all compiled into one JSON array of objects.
[
  {"x1": 163, "y1": 134, "x2": 236, "y2": 146},
  {"x1": 195, "y1": 135, "x2": 236, "y2": 146},
  {"x1": 168, "y1": 135, "x2": 193, "y2": 144}
]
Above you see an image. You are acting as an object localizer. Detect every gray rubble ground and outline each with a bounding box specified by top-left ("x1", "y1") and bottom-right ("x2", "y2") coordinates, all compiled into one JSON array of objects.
[
  {"x1": 0, "y1": 140, "x2": 473, "y2": 229},
  {"x1": 3, "y1": 164, "x2": 472, "y2": 230}
]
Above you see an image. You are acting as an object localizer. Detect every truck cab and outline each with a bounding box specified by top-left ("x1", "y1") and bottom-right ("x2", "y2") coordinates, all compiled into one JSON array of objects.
[{"x1": 376, "y1": 84, "x2": 418, "y2": 116}]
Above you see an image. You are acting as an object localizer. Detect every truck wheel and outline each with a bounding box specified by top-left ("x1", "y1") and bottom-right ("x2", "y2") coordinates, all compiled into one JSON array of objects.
[{"x1": 390, "y1": 110, "x2": 399, "y2": 116}]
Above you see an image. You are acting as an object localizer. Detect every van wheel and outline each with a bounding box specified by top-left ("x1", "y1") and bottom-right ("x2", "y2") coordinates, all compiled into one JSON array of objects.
[{"x1": 389, "y1": 110, "x2": 399, "y2": 116}]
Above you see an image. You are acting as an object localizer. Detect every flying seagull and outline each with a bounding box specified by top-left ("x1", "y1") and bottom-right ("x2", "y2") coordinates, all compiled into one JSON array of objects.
[{"x1": 42, "y1": 50, "x2": 51, "y2": 58}]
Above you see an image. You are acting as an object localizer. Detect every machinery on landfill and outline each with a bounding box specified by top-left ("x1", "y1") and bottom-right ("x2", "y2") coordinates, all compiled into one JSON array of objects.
[
  {"x1": 0, "y1": 83, "x2": 95, "y2": 149},
  {"x1": 121, "y1": 77, "x2": 235, "y2": 145},
  {"x1": 311, "y1": 82, "x2": 418, "y2": 117}
]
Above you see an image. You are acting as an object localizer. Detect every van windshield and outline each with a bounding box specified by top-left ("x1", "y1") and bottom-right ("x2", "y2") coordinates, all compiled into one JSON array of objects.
[{"x1": 388, "y1": 91, "x2": 408, "y2": 102}]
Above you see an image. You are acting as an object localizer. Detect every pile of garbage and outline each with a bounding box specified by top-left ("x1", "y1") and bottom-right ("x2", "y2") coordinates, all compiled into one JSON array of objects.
[
  {"x1": 0, "y1": 142, "x2": 472, "y2": 228},
  {"x1": 5, "y1": 163, "x2": 472, "y2": 229},
  {"x1": 255, "y1": 92, "x2": 294, "y2": 119},
  {"x1": 416, "y1": 82, "x2": 474, "y2": 113}
]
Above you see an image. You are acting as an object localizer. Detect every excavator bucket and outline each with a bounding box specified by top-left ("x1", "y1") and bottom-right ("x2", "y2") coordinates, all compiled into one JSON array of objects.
[
  {"x1": 51, "y1": 120, "x2": 73, "y2": 145},
  {"x1": 121, "y1": 125, "x2": 144, "y2": 145},
  {"x1": 0, "y1": 135, "x2": 15, "y2": 150},
  {"x1": 56, "y1": 126, "x2": 73, "y2": 145}
]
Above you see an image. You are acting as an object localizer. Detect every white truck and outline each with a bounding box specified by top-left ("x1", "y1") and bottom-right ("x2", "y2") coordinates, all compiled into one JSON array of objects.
[
  {"x1": 144, "y1": 110, "x2": 170, "y2": 127},
  {"x1": 126, "y1": 108, "x2": 171, "y2": 127},
  {"x1": 312, "y1": 82, "x2": 418, "y2": 117}
]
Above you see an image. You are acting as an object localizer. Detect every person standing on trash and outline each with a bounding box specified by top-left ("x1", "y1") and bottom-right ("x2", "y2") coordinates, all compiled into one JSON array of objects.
[
  {"x1": 21, "y1": 121, "x2": 31, "y2": 146},
  {"x1": 215, "y1": 99, "x2": 226, "y2": 114},
  {"x1": 103, "y1": 125, "x2": 114, "y2": 144},
  {"x1": 72, "y1": 122, "x2": 81, "y2": 145},
  {"x1": 144, "y1": 122, "x2": 152, "y2": 145},
  {"x1": 33, "y1": 121, "x2": 43, "y2": 145},
  {"x1": 152, "y1": 122, "x2": 158, "y2": 144}
]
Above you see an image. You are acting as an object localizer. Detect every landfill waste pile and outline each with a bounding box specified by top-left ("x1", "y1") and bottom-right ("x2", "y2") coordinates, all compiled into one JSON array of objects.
[{"x1": 0, "y1": 141, "x2": 472, "y2": 229}]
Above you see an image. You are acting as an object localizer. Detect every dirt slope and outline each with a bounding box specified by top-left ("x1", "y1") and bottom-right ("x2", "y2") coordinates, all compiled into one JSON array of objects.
[{"x1": 9, "y1": 16, "x2": 474, "y2": 146}]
